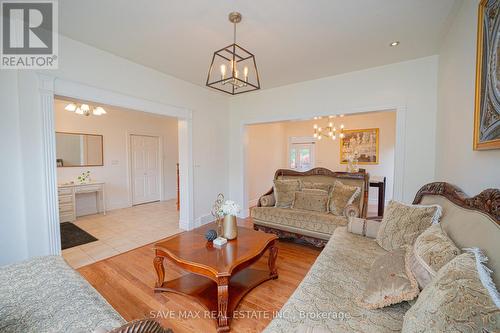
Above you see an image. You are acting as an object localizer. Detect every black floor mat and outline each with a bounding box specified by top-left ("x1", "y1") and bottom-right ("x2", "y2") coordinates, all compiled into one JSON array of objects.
[{"x1": 60, "y1": 222, "x2": 98, "y2": 250}]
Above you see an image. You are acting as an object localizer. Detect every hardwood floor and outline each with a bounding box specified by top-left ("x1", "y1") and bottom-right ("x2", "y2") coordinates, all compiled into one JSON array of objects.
[{"x1": 78, "y1": 218, "x2": 321, "y2": 333}]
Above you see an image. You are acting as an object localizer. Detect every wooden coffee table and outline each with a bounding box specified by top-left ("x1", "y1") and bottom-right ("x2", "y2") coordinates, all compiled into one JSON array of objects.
[{"x1": 153, "y1": 223, "x2": 278, "y2": 332}]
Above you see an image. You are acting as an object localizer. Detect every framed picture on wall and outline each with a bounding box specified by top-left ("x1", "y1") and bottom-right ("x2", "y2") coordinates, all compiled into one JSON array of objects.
[
  {"x1": 474, "y1": 0, "x2": 500, "y2": 150},
  {"x1": 340, "y1": 128, "x2": 379, "y2": 165}
]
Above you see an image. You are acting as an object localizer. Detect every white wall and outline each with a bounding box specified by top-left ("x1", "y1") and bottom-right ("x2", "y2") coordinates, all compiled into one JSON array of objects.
[
  {"x1": 0, "y1": 71, "x2": 28, "y2": 264},
  {"x1": 246, "y1": 122, "x2": 287, "y2": 205},
  {"x1": 229, "y1": 56, "x2": 439, "y2": 216},
  {"x1": 436, "y1": 0, "x2": 500, "y2": 192},
  {"x1": 54, "y1": 99, "x2": 178, "y2": 214},
  {"x1": 0, "y1": 35, "x2": 229, "y2": 265}
]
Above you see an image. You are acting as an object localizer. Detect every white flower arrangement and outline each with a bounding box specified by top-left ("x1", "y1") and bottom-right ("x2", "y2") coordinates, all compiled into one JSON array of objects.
[{"x1": 219, "y1": 200, "x2": 241, "y2": 216}]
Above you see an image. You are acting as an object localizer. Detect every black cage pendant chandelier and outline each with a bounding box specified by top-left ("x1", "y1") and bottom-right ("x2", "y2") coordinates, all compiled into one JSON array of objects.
[{"x1": 206, "y1": 12, "x2": 261, "y2": 95}]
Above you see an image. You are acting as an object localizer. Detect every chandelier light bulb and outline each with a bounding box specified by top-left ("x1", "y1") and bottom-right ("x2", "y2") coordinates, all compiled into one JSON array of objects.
[
  {"x1": 313, "y1": 133, "x2": 318, "y2": 138},
  {"x1": 80, "y1": 104, "x2": 90, "y2": 112},
  {"x1": 340, "y1": 124, "x2": 345, "y2": 129},
  {"x1": 332, "y1": 135, "x2": 336, "y2": 140},
  {"x1": 318, "y1": 135, "x2": 322, "y2": 140},
  {"x1": 318, "y1": 127, "x2": 322, "y2": 132},
  {"x1": 313, "y1": 124, "x2": 318, "y2": 129},
  {"x1": 75, "y1": 107, "x2": 83, "y2": 115},
  {"x1": 340, "y1": 133, "x2": 345, "y2": 138},
  {"x1": 65, "y1": 103, "x2": 76, "y2": 112},
  {"x1": 329, "y1": 122, "x2": 333, "y2": 127},
  {"x1": 93, "y1": 107, "x2": 106, "y2": 116},
  {"x1": 220, "y1": 64, "x2": 226, "y2": 78}
]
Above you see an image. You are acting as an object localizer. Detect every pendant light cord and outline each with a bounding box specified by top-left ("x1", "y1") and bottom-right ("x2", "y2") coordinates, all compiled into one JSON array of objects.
[{"x1": 233, "y1": 22, "x2": 236, "y2": 44}]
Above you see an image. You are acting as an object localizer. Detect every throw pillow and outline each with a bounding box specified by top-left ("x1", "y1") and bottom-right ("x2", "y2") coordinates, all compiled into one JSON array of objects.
[
  {"x1": 273, "y1": 179, "x2": 301, "y2": 208},
  {"x1": 358, "y1": 247, "x2": 419, "y2": 309},
  {"x1": 329, "y1": 180, "x2": 360, "y2": 216},
  {"x1": 302, "y1": 181, "x2": 333, "y2": 194},
  {"x1": 409, "y1": 224, "x2": 460, "y2": 289},
  {"x1": 376, "y1": 201, "x2": 442, "y2": 251},
  {"x1": 292, "y1": 190, "x2": 329, "y2": 213},
  {"x1": 402, "y1": 250, "x2": 500, "y2": 333}
]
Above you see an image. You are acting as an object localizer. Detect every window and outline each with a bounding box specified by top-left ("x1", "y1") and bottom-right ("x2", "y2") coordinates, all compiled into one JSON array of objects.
[{"x1": 289, "y1": 138, "x2": 315, "y2": 171}]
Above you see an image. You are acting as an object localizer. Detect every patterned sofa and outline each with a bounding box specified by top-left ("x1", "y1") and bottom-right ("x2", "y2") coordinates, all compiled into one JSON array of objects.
[
  {"x1": 263, "y1": 182, "x2": 500, "y2": 332},
  {"x1": 0, "y1": 256, "x2": 125, "y2": 333},
  {"x1": 252, "y1": 168, "x2": 369, "y2": 247}
]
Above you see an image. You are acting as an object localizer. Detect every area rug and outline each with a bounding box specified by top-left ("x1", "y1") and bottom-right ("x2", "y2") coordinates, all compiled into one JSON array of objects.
[{"x1": 60, "y1": 222, "x2": 98, "y2": 250}]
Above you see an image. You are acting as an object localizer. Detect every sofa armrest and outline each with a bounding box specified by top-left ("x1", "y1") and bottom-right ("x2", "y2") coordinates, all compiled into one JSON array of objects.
[
  {"x1": 259, "y1": 193, "x2": 276, "y2": 207},
  {"x1": 347, "y1": 217, "x2": 380, "y2": 238}
]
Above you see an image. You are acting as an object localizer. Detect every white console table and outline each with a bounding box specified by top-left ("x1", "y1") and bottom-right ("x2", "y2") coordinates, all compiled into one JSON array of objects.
[{"x1": 58, "y1": 182, "x2": 106, "y2": 223}]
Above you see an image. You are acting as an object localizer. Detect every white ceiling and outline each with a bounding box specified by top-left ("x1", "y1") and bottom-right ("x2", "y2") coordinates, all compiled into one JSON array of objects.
[{"x1": 59, "y1": 0, "x2": 459, "y2": 90}]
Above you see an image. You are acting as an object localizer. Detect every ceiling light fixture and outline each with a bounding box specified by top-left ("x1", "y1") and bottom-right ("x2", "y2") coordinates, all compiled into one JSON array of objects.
[
  {"x1": 390, "y1": 41, "x2": 400, "y2": 47},
  {"x1": 206, "y1": 12, "x2": 260, "y2": 95},
  {"x1": 65, "y1": 102, "x2": 107, "y2": 117},
  {"x1": 313, "y1": 115, "x2": 346, "y2": 140}
]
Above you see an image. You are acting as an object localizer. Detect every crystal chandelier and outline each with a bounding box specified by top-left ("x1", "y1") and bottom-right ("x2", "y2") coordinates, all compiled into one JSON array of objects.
[
  {"x1": 206, "y1": 12, "x2": 260, "y2": 95},
  {"x1": 313, "y1": 115, "x2": 346, "y2": 140},
  {"x1": 64, "y1": 103, "x2": 107, "y2": 116}
]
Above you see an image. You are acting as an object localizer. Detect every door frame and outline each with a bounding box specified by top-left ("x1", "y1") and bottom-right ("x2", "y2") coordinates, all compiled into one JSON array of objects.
[
  {"x1": 128, "y1": 134, "x2": 163, "y2": 206},
  {"x1": 241, "y1": 106, "x2": 406, "y2": 217},
  {"x1": 38, "y1": 74, "x2": 194, "y2": 255}
]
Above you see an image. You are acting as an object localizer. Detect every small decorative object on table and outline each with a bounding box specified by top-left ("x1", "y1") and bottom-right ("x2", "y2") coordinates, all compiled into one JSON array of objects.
[
  {"x1": 220, "y1": 200, "x2": 241, "y2": 240},
  {"x1": 77, "y1": 171, "x2": 91, "y2": 184},
  {"x1": 211, "y1": 193, "x2": 227, "y2": 247},
  {"x1": 205, "y1": 229, "x2": 218, "y2": 242}
]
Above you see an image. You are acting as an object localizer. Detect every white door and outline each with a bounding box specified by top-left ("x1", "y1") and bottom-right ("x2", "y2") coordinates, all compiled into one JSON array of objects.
[{"x1": 131, "y1": 135, "x2": 161, "y2": 205}]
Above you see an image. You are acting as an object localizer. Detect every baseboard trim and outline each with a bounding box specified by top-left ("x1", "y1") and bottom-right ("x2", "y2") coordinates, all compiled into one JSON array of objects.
[{"x1": 194, "y1": 214, "x2": 214, "y2": 228}]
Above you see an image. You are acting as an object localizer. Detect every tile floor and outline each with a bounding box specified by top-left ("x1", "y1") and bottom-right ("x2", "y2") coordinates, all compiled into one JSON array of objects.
[{"x1": 62, "y1": 200, "x2": 182, "y2": 269}]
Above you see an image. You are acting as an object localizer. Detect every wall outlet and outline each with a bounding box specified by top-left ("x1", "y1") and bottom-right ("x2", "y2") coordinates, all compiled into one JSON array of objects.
[{"x1": 111, "y1": 160, "x2": 120, "y2": 166}]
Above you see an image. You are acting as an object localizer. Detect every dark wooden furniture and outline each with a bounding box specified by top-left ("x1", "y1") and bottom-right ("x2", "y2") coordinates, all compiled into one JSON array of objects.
[
  {"x1": 254, "y1": 167, "x2": 370, "y2": 247},
  {"x1": 413, "y1": 182, "x2": 500, "y2": 222},
  {"x1": 369, "y1": 176, "x2": 386, "y2": 217},
  {"x1": 257, "y1": 167, "x2": 370, "y2": 216},
  {"x1": 153, "y1": 223, "x2": 279, "y2": 332}
]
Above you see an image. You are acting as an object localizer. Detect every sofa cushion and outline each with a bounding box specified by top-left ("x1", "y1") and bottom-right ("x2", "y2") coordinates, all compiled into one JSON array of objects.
[
  {"x1": 402, "y1": 251, "x2": 500, "y2": 333},
  {"x1": 0, "y1": 256, "x2": 125, "y2": 333},
  {"x1": 376, "y1": 201, "x2": 442, "y2": 251},
  {"x1": 277, "y1": 174, "x2": 367, "y2": 216},
  {"x1": 292, "y1": 190, "x2": 329, "y2": 213},
  {"x1": 409, "y1": 224, "x2": 460, "y2": 289},
  {"x1": 358, "y1": 247, "x2": 419, "y2": 309},
  {"x1": 251, "y1": 207, "x2": 345, "y2": 236},
  {"x1": 329, "y1": 180, "x2": 360, "y2": 216},
  {"x1": 274, "y1": 179, "x2": 301, "y2": 208},
  {"x1": 263, "y1": 227, "x2": 411, "y2": 333},
  {"x1": 302, "y1": 181, "x2": 333, "y2": 193}
]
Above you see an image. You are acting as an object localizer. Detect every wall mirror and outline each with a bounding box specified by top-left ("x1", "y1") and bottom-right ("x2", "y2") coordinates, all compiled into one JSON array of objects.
[{"x1": 56, "y1": 132, "x2": 104, "y2": 167}]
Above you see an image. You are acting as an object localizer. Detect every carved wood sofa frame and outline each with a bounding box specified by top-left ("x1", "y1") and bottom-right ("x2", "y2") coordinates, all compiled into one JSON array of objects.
[
  {"x1": 253, "y1": 167, "x2": 370, "y2": 247},
  {"x1": 413, "y1": 182, "x2": 500, "y2": 222}
]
